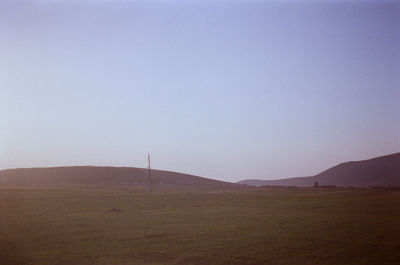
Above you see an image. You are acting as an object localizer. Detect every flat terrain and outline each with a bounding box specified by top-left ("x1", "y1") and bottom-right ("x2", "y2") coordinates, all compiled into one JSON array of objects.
[{"x1": 1, "y1": 187, "x2": 399, "y2": 265}]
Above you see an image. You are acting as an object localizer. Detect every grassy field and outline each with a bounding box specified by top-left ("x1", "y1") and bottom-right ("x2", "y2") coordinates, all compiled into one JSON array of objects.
[{"x1": 1, "y1": 187, "x2": 399, "y2": 265}]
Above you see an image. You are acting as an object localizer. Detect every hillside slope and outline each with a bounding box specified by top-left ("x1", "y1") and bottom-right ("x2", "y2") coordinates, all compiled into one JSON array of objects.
[
  {"x1": 239, "y1": 152, "x2": 400, "y2": 187},
  {"x1": 0, "y1": 166, "x2": 237, "y2": 189}
]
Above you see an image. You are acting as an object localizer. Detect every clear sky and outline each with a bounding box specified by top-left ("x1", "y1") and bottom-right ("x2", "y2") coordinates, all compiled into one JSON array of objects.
[{"x1": 1, "y1": 0, "x2": 399, "y2": 182}]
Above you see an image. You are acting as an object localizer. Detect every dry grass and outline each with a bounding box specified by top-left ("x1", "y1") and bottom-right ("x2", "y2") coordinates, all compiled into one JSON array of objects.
[{"x1": 1, "y1": 187, "x2": 399, "y2": 264}]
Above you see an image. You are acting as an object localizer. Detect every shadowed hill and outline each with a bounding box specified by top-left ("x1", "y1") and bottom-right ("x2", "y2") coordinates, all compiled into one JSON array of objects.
[
  {"x1": 0, "y1": 166, "x2": 238, "y2": 189},
  {"x1": 239, "y1": 152, "x2": 400, "y2": 187}
]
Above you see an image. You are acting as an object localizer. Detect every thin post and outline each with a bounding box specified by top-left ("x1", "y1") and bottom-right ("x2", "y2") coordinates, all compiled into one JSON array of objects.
[{"x1": 148, "y1": 153, "x2": 152, "y2": 192}]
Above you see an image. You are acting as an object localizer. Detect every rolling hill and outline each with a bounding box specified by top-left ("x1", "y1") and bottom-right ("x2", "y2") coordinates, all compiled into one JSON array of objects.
[
  {"x1": 239, "y1": 152, "x2": 400, "y2": 187},
  {"x1": 0, "y1": 166, "x2": 237, "y2": 189}
]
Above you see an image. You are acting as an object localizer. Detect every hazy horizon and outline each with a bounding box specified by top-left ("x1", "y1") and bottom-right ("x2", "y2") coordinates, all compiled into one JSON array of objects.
[{"x1": 1, "y1": 0, "x2": 399, "y2": 182}]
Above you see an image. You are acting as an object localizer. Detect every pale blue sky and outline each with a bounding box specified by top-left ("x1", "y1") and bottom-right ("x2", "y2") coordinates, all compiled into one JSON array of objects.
[{"x1": 1, "y1": 0, "x2": 399, "y2": 181}]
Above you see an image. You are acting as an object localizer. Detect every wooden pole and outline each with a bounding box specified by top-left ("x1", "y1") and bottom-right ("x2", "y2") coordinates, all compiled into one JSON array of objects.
[{"x1": 148, "y1": 153, "x2": 152, "y2": 192}]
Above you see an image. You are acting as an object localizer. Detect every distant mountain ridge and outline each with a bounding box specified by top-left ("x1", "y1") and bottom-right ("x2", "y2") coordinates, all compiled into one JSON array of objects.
[
  {"x1": 238, "y1": 152, "x2": 400, "y2": 187},
  {"x1": 0, "y1": 166, "x2": 237, "y2": 189}
]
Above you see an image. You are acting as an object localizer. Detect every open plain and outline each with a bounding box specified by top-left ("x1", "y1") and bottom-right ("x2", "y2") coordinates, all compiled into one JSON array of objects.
[{"x1": 1, "y1": 187, "x2": 399, "y2": 265}]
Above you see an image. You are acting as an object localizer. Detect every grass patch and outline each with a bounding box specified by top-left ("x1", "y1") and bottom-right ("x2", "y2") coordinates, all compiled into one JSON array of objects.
[{"x1": 0, "y1": 188, "x2": 399, "y2": 264}]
